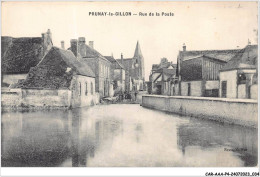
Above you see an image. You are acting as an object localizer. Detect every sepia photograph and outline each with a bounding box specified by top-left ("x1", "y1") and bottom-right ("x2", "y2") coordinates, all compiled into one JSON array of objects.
[{"x1": 1, "y1": 1, "x2": 259, "y2": 176}]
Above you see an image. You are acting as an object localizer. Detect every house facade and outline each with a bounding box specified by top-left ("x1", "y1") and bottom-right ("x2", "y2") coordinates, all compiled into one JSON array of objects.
[
  {"x1": 14, "y1": 47, "x2": 96, "y2": 108},
  {"x1": 1, "y1": 29, "x2": 53, "y2": 87},
  {"x1": 219, "y1": 45, "x2": 258, "y2": 99},
  {"x1": 149, "y1": 58, "x2": 177, "y2": 95},
  {"x1": 104, "y1": 54, "x2": 125, "y2": 95},
  {"x1": 68, "y1": 37, "x2": 112, "y2": 98},
  {"x1": 177, "y1": 44, "x2": 240, "y2": 97}
]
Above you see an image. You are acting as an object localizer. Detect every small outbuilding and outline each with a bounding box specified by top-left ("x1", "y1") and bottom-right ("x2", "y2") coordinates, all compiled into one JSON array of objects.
[
  {"x1": 15, "y1": 47, "x2": 97, "y2": 108},
  {"x1": 219, "y1": 45, "x2": 258, "y2": 99}
]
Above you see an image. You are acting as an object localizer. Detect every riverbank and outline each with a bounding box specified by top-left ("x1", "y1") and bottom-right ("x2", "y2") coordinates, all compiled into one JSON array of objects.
[{"x1": 142, "y1": 95, "x2": 258, "y2": 128}]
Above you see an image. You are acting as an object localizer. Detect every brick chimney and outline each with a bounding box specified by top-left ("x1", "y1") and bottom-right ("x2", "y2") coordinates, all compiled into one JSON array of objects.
[
  {"x1": 89, "y1": 41, "x2": 94, "y2": 48},
  {"x1": 183, "y1": 43, "x2": 186, "y2": 52},
  {"x1": 78, "y1": 37, "x2": 86, "y2": 57},
  {"x1": 70, "y1": 39, "x2": 78, "y2": 57},
  {"x1": 61, "y1": 41, "x2": 65, "y2": 49}
]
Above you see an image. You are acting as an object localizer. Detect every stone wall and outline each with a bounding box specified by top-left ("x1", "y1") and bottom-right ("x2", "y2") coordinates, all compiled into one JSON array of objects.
[
  {"x1": 2, "y1": 74, "x2": 27, "y2": 86},
  {"x1": 2, "y1": 88, "x2": 71, "y2": 109},
  {"x1": 22, "y1": 89, "x2": 71, "y2": 108},
  {"x1": 2, "y1": 75, "x2": 98, "y2": 109},
  {"x1": 1, "y1": 89, "x2": 22, "y2": 107},
  {"x1": 142, "y1": 95, "x2": 258, "y2": 127}
]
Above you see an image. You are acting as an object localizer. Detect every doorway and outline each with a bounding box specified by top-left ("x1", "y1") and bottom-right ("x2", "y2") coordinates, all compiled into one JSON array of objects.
[
  {"x1": 187, "y1": 83, "x2": 191, "y2": 96},
  {"x1": 221, "y1": 81, "x2": 227, "y2": 98}
]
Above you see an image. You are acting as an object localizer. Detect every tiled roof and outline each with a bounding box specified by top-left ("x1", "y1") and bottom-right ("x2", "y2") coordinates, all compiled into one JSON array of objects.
[
  {"x1": 105, "y1": 56, "x2": 124, "y2": 69},
  {"x1": 221, "y1": 45, "x2": 258, "y2": 71},
  {"x1": 1, "y1": 36, "x2": 44, "y2": 74},
  {"x1": 152, "y1": 64, "x2": 159, "y2": 70},
  {"x1": 69, "y1": 43, "x2": 109, "y2": 62},
  {"x1": 116, "y1": 58, "x2": 134, "y2": 71},
  {"x1": 180, "y1": 49, "x2": 240, "y2": 62},
  {"x1": 57, "y1": 48, "x2": 95, "y2": 77},
  {"x1": 104, "y1": 56, "x2": 115, "y2": 63},
  {"x1": 152, "y1": 61, "x2": 177, "y2": 72}
]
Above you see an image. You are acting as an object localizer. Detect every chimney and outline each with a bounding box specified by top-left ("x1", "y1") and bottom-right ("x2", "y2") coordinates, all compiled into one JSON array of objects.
[
  {"x1": 70, "y1": 39, "x2": 78, "y2": 57},
  {"x1": 183, "y1": 43, "x2": 186, "y2": 52},
  {"x1": 78, "y1": 37, "x2": 85, "y2": 45},
  {"x1": 89, "y1": 41, "x2": 94, "y2": 48},
  {"x1": 121, "y1": 53, "x2": 124, "y2": 63},
  {"x1": 61, "y1": 41, "x2": 65, "y2": 49},
  {"x1": 41, "y1": 29, "x2": 53, "y2": 55}
]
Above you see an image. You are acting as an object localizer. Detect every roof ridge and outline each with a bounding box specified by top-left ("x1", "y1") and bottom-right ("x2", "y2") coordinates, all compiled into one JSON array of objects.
[{"x1": 183, "y1": 49, "x2": 241, "y2": 53}]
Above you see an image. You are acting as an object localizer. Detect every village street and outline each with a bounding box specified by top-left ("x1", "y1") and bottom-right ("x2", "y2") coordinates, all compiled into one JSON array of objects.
[{"x1": 1, "y1": 104, "x2": 257, "y2": 167}]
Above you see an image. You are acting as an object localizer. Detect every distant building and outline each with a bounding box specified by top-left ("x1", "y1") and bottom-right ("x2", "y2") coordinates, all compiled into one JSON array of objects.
[
  {"x1": 219, "y1": 45, "x2": 258, "y2": 99},
  {"x1": 177, "y1": 44, "x2": 240, "y2": 97},
  {"x1": 68, "y1": 37, "x2": 112, "y2": 98},
  {"x1": 1, "y1": 29, "x2": 53, "y2": 87},
  {"x1": 16, "y1": 47, "x2": 96, "y2": 108},
  {"x1": 116, "y1": 41, "x2": 145, "y2": 92},
  {"x1": 104, "y1": 54, "x2": 125, "y2": 95},
  {"x1": 149, "y1": 58, "x2": 177, "y2": 95}
]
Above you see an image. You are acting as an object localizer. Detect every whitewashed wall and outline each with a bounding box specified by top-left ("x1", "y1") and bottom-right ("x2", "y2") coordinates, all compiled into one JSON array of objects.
[
  {"x1": 181, "y1": 81, "x2": 202, "y2": 96},
  {"x1": 250, "y1": 84, "x2": 258, "y2": 99},
  {"x1": 219, "y1": 70, "x2": 237, "y2": 98},
  {"x1": 142, "y1": 95, "x2": 257, "y2": 127}
]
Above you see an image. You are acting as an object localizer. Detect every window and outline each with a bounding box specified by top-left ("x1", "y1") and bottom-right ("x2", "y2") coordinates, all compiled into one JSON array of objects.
[
  {"x1": 238, "y1": 73, "x2": 246, "y2": 85},
  {"x1": 85, "y1": 82, "x2": 88, "y2": 95},
  {"x1": 91, "y1": 82, "x2": 94, "y2": 95},
  {"x1": 79, "y1": 82, "x2": 81, "y2": 96}
]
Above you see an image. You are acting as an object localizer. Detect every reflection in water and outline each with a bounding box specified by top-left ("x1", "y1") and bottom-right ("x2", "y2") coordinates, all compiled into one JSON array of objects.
[
  {"x1": 177, "y1": 119, "x2": 258, "y2": 166},
  {"x1": 1, "y1": 104, "x2": 258, "y2": 167},
  {"x1": 1, "y1": 110, "x2": 71, "y2": 167}
]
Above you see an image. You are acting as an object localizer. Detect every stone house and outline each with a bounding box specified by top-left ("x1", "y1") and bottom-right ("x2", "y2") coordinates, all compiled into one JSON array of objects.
[
  {"x1": 116, "y1": 41, "x2": 145, "y2": 92},
  {"x1": 13, "y1": 47, "x2": 96, "y2": 108},
  {"x1": 1, "y1": 29, "x2": 53, "y2": 87},
  {"x1": 68, "y1": 37, "x2": 112, "y2": 98},
  {"x1": 219, "y1": 45, "x2": 258, "y2": 99},
  {"x1": 177, "y1": 44, "x2": 240, "y2": 97},
  {"x1": 104, "y1": 54, "x2": 125, "y2": 95},
  {"x1": 149, "y1": 58, "x2": 177, "y2": 95}
]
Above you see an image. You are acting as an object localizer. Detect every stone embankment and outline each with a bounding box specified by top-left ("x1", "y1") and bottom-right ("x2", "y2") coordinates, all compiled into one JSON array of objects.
[{"x1": 142, "y1": 95, "x2": 258, "y2": 128}]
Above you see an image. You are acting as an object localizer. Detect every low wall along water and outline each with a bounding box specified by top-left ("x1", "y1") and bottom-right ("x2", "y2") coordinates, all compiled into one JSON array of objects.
[
  {"x1": 1, "y1": 88, "x2": 99, "y2": 109},
  {"x1": 142, "y1": 95, "x2": 258, "y2": 127}
]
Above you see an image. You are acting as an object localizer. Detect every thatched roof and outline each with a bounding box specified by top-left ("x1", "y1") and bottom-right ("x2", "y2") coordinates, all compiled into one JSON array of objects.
[
  {"x1": 1, "y1": 36, "x2": 44, "y2": 74},
  {"x1": 17, "y1": 47, "x2": 95, "y2": 89}
]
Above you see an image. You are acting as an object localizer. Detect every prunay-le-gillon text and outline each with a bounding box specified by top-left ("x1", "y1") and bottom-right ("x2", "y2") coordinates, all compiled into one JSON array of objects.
[{"x1": 88, "y1": 12, "x2": 174, "y2": 17}]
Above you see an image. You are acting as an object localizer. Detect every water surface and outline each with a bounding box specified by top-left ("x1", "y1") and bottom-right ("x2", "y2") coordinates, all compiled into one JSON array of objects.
[{"x1": 1, "y1": 104, "x2": 257, "y2": 167}]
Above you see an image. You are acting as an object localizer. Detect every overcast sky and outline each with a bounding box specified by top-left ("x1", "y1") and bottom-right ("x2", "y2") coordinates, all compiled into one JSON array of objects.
[{"x1": 2, "y1": 2, "x2": 258, "y2": 80}]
